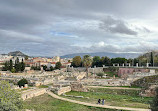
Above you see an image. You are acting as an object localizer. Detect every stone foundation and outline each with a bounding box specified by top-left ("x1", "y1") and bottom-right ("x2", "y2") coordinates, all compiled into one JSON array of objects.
[
  {"x1": 21, "y1": 88, "x2": 47, "y2": 100},
  {"x1": 71, "y1": 82, "x2": 88, "y2": 92}
]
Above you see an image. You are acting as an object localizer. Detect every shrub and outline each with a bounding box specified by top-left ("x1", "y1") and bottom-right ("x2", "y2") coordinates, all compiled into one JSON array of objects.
[
  {"x1": 55, "y1": 62, "x2": 62, "y2": 69},
  {"x1": 0, "y1": 81, "x2": 23, "y2": 111},
  {"x1": 108, "y1": 66, "x2": 118, "y2": 72},
  {"x1": 11, "y1": 68, "x2": 16, "y2": 73},
  {"x1": 96, "y1": 72, "x2": 104, "y2": 78},
  {"x1": 18, "y1": 78, "x2": 28, "y2": 87}
]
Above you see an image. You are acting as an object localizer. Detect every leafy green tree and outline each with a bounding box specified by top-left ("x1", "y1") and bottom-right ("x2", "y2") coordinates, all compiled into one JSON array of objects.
[
  {"x1": 103, "y1": 56, "x2": 111, "y2": 66},
  {"x1": 151, "y1": 87, "x2": 158, "y2": 111},
  {"x1": 111, "y1": 57, "x2": 127, "y2": 65},
  {"x1": 72, "y1": 56, "x2": 82, "y2": 67},
  {"x1": 0, "y1": 81, "x2": 23, "y2": 111},
  {"x1": 18, "y1": 78, "x2": 28, "y2": 87},
  {"x1": 83, "y1": 55, "x2": 92, "y2": 78},
  {"x1": 55, "y1": 62, "x2": 62, "y2": 69},
  {"x1": 50, "y1": 66, "x2": 54, "y2": 71},
  {"x1": 92, "y1": 56, "x2": 100, "y2": 67},
  {"x1": 42, "y1": 65, "x2": 47, "y2": 71}
]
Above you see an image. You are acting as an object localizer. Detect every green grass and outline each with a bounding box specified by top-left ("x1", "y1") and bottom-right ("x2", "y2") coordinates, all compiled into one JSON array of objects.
[
  {"x1": 38, "y1": 85, "x2": 49, "y2": 88},
  {"x1": 23, "y1": 94, "x2": 125, "y2": 111},
  {"x1": 63, "y1": 88, "x2": 152, "y2": 109},
  {"x1": 105, "y1": 72, "x2": 118, "y2": 77}
]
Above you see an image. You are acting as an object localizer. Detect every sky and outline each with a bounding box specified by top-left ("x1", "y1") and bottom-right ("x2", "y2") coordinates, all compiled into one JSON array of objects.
[{"x1": 0, "y1": 0, "x2": 158, "y2": 56}]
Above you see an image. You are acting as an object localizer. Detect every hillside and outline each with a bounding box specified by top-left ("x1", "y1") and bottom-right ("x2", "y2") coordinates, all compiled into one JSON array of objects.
[{"x1": 8, "y1": 51, "x2": 28, "y2": 57}]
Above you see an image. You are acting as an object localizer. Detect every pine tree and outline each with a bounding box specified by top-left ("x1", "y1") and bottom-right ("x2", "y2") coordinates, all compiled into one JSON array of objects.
[
  {"x1": 151, "y1": 51, "x2": 154, "y2": 66},
  {"x1": 20, "y1": 58, "x2": 25, "y2": 71},
  {"x1": 9, "y1": 59, "x2": 13, "y2": 71}
]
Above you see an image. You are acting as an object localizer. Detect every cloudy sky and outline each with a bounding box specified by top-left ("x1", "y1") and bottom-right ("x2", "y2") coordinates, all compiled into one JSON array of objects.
[{"x1": 0, "y1": 0, "x2": 158, "y2": 56}]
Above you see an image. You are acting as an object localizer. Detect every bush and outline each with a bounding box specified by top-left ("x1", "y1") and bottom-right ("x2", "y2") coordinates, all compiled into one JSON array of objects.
[
  {"x1": 0, "y1": 81, "x2": 23, "y2": 111},
  {"x1": 108, "y1": 66, "x2": 118, "y2": 72},
  {"x1": 18, "y1": 78, "x2": 28, "y2": 87},
  {"x1": 11, "y1": 68, "x2": 16, "y2": 73},
  {"x1": 55, "y1": 62, "x2": 62, "y2": 69},
  {"x1": 96, "y1": 72, "x2": 104, "y2": 78}
]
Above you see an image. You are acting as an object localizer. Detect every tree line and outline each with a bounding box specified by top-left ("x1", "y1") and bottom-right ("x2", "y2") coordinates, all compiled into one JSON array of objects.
[
  {"x1": 2, "y1": 58, "x2": 25, "y2": 73},
  {"x1": 71, "y1": 55, "x2": 140, "y2": 67}
]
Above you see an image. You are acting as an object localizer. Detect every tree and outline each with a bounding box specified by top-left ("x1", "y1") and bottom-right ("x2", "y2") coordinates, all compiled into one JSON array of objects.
[
  {"x1": 20, "y1": 59, "x2": 25, "y2": 71},
  {"x1": 42, "y1": 65, "x2": 47, "y2": 71},
  {"x1": 72, "y1": 56, "x2": 81, "y2": 67},
  {"x1": 83, "y1": 55, "x2": 92, "y2": 78},
  {"x1": 111, "y1": 57, "x2": 127, "y2": 65},
  {"x1": 15, "y1": 57, "x2": 21, "y2": 72},
  {"x1": 9, "y1": 60, "x2": 13, "y2": 71},
  {"x1": 150, "y1": 87, "x2": 158, "y2": 111},
  {"x1": 92, "y1": 56, "x2": 100, "y2": 67},
  {"x1": 151, "y1": 51, "x2": 154, "y2": 66},
  {"x1": 18, "y1": 78, "x2": 28, "y2": 87},
  {"x1": 55, "y1": 62, "x2": 62, "y2": 69},
  {"x1": 50, "y1": 66, "x2": 54, "y2": 71},
  {"x1": 103, "y1": 56, "x2": 111, "y2": 66},
  {"x1": 0, "y1": 81, "x2": 23, "y2": 111},
  {"x1": 2, "y1": 62, "x2": 9, "y2": 71}
]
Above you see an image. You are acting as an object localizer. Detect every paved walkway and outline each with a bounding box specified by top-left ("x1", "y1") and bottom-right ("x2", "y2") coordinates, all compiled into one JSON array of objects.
[
  {"x1": 86, "y1": 86, "x2": 141, "y2": 90},
  {"x1": 47, "y1": 91, "x2": 150, "y2": 111}
]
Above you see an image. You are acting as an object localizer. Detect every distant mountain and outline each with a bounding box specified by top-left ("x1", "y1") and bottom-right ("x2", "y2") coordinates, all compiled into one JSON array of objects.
[
  {"x1": 61, "y1": 52, "x2": 142, "y2": 59},
  {"x1": 8, "y1": 51, "x2": 28, "y2": 57}
]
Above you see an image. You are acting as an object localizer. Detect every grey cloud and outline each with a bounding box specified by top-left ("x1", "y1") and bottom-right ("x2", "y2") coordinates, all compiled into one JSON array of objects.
[
  {"x1": 99, "y1": 16, "x2": 137, "y2": 35},
  {"x1": 0, "y1": 0, "x2": 157, "y2": 56}
]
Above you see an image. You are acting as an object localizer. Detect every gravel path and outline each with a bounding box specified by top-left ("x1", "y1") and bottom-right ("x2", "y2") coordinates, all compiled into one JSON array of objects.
[{"x1": 47, "y1": 91, "x2": 150, "y2": 111}]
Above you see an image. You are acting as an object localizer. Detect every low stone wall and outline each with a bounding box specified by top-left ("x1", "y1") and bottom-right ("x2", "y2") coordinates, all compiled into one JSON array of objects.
[
  {"x1": 81, "y1": 79, "x2": 130, "y2": 86},
  {"x1": 88, "y1": 67, "x2": 104, "y2": 74},
  {"x1": 76, "y1": 72, "x2": 86, "y2": 80},
  {"x1": 55, "y1": 86, "x2": 71, "y2": 95},
  {"x1": 21, "y1": 88, "x2": 47, "y2": 100}
]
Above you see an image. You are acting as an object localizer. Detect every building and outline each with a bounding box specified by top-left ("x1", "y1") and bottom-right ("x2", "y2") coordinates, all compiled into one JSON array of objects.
[{"x1": 52, "y1": 56, "x2": 60, "y2": 62}]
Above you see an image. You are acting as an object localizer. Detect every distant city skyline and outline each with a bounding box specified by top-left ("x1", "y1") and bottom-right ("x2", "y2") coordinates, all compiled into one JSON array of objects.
[{"x1": 1, "y1": 0, "x2": 158, "y2": 56}]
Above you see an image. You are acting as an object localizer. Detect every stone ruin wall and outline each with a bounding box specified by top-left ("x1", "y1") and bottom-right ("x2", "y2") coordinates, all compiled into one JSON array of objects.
[
  {"x1": 21, "y1": 88, "x2": 47, "y2": 100},
  {"x1": 71, "y1": 82, "x2": 88, "y2": 92},
  {"x1": 55, "y1": 86, "x2": 71, "y2": 95}
]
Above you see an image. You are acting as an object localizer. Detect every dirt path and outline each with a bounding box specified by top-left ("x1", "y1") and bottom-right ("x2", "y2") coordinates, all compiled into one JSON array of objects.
[
  {"x1": 86, "y1": 86, "x2": 141, "y2": 90},
  {"x1": 47, "y1": 91, "x2": 150, "y2": 111}
]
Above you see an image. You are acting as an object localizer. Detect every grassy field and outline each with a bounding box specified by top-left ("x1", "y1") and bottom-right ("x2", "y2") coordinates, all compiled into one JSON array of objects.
[
  {"x1": 23, "y1": 94, "x2": 125, "y2": 111},
  {"x1": 38, "y1": 85, "x2": 49, "y2": 88},
  {"x1": 63, "y1": 88, "x2": 152, "y2": 109}
]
